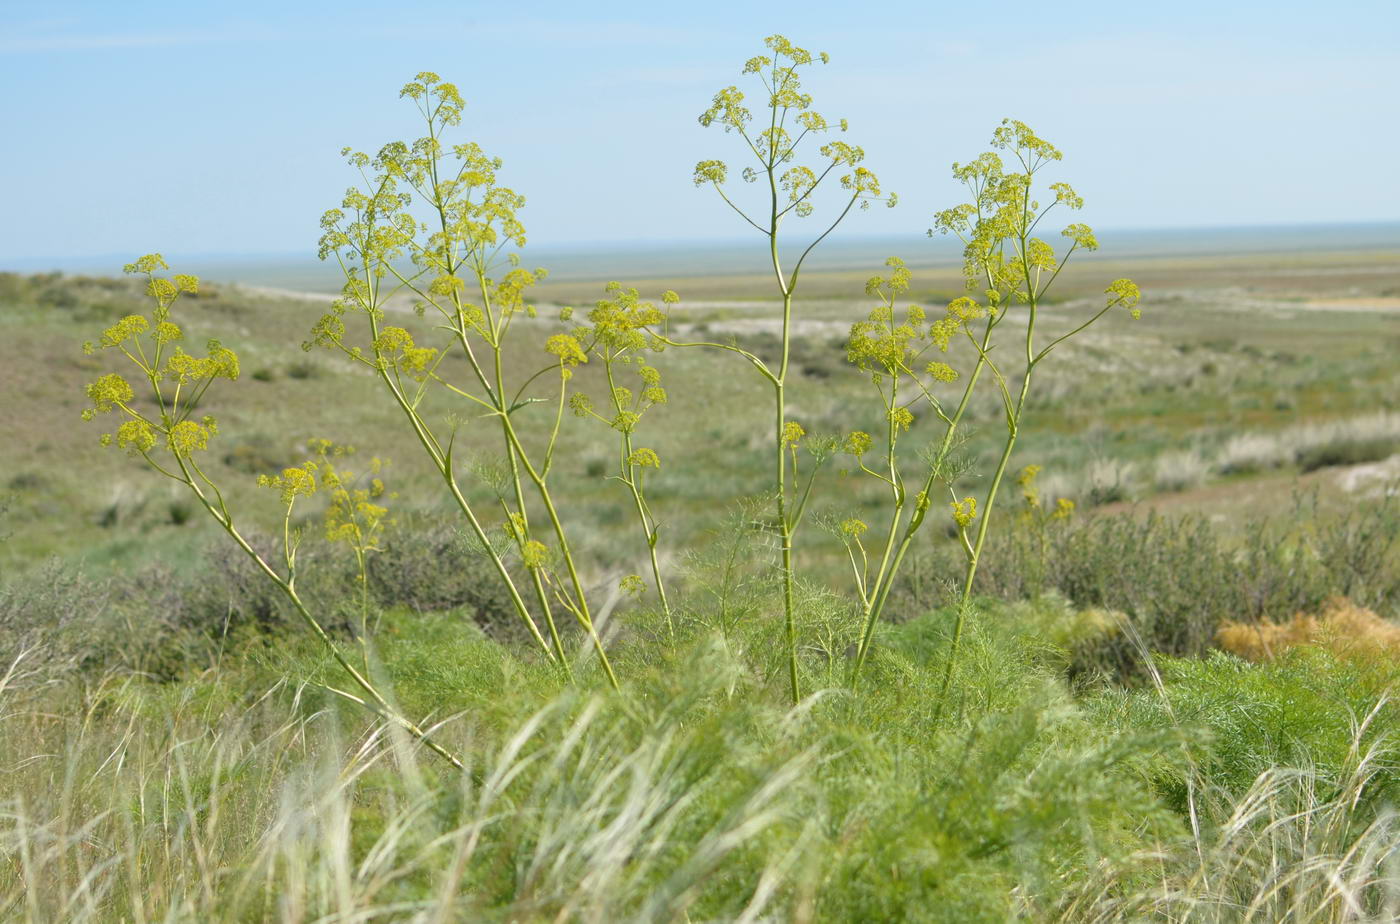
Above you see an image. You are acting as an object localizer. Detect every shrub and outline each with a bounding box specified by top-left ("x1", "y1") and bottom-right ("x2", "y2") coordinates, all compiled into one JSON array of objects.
[
  {"x1": 365, "y1": 513, "x2": 520, "y2": 634},
  {"x1": 1296, "y1": 435, "x2": 1398, "y2": 472},
  {"x1": 285, "y1": 358, "x2": 320, "y2": 379},
  {"x1": 1105, "y1": 645, "x2": 1400, "y2": 803},
  {"x1": 1152, "y1": 448, "x2": 1208, "y2": 493},
  {"x1": 0, "y1": 559, "x2": 109, "y2": 681},
  {"x1": 897, "y1": 491, "x2": 1400, "y2": 683}
]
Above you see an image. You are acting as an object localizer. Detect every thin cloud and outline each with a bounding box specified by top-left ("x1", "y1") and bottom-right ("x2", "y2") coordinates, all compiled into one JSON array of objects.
[
  {"x1": 0, "y1": 18, "x2": 709, "y2": 55},
  {"x1": 403, "y1": 19, "x2": 716, "y2": 48},
  {"x1": 0, "y1": 27, "x2": 283, "y2": 53}
]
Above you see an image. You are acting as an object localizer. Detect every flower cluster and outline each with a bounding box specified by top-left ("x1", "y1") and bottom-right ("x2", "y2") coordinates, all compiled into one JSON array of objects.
[
  {"x1": 164, "y1": 341, "x2": 241, "y2": 384},
  {"x1": 1018, "y1": 464, "x2": 1043, "y2": 510},
  {"x1": 847, "y1": 258, "x2": 971, "y2": 404},
  {"x1": 81, "y1": 257, "x2": 239, "y2": 463},
  {"x1": 373, "y1": 326, "x2": 439, "y2": 380},
  {"x1": 568, "y1": 282, "x2": 673, "y2": 432},
  {"x1": 929, "y1": 120, "x2": 1146, "y2": 325},
  {"x1": 581, "y1": 282, "x2": 667, "y2": 353},
  {"x1": 83, "y1": 373, "x2": 134, "y2": 416},
  {"x1": 1017, "y1": 463, "x2": 1079, "y2": 524},
  {"x1": 258, "y1": 441, "x2": 395, "y2": 554},
  {"x1": 258, "y1": 463, "x2": 318, "y2": 506},
  {"x1": 840, "y1": 518, "x2": 868, "y2": 538},
  {"x1": 844, "y1": 430, "x2": 872, "y2": 456},
  {"x1": 323, "y1": 457, "x2": 391, "y2": 549},
  {"x1": 694, "y1": 34, "x2": 894, "y2": 225},
  {"x1": 1105, "y1": 278, "x2": 1143, "y2": 319},
  {"x1": 627, "y1": 447, "x2": 661, "y2": 469},
  {"x1": 115, "y1": 419, "x2": 156, "y2": 454},
  {"x1": 167, "y1": 419, "x2": 214, "y2": 458}
]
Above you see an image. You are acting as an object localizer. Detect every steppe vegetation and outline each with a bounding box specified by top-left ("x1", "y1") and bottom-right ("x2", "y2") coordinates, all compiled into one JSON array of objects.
[{"x1": 3, "y1": 35, "x2": 1400, "y2": 922}]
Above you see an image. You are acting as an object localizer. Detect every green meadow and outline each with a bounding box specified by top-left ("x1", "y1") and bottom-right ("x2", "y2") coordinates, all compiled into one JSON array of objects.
[{"x1": 4, "y1": 228, "x2": 1400, "y2": 920}]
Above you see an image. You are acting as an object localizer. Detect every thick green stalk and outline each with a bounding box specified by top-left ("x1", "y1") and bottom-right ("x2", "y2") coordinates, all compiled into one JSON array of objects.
[
  {"x1": 770, "y1": 176, "x2": 800, "y2": 705},
  {"x1": 849, "y1": 316, "x2": 994, "y2": 682},
  {"x1": 362, "y1": 303, "x2": 556, "y2": 663},
  {"x1": 937, "y1": 286, "x2": 1039, "y2": 709},
  {"x1": 355, "y1": 546, "x2": 371, "y2": 674},
  {"x1": 776, "y1": 372, "x2": 798, "y2": 704}
]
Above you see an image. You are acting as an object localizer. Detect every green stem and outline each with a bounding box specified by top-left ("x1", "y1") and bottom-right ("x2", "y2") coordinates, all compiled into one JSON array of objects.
[
  {"x1": 936, "y1": 277, "x2": 1040, "y2": 715},
  {"x1": 606, "y1": 359, "x2": 674, "y2": 638},
  {"x1": 174, "y1": 458, "x2": 465, "y2": 770},
  {"x1": 936, "y1": 406, "x2": 1022, "y2": 711},
  {"x1": 770, "y1": 169, "x2": 800, "y2": 706},
  {"x1": 502, "y1": 423, "x2": 620, "y2": 692},
  {"x1": 357, "y1": 546, "x2": 370, "y2": 675},
  {"x1": 775, "y1": 339, "x2": 798, "y2": 705},
  {"x1": 363, "y1": 300, "x2": 556, "y2": 664},
  {"x1": 850, "y1": 382, "x2": 905, "y2": 679},
  {"x1": 849, "y1": 313, "x2": 995, "y2": 683},
  {"x1": 420, "y1": 119, "x2": 570, "y2": 678},
  {"x1": 490, "y1": 301, "x2": 571, "y2": 676}
]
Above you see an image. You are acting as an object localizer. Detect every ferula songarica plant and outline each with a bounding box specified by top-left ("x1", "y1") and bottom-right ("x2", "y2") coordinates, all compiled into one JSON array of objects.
[
  {"x1": 567, "y1": 282, "x2": 679, "y2": 636},
  {"x1": 310, "y1": 71, "x2": 618, "y2": 689},
  {"x1": 686, "y1": 34, "x2": 895, "y2": 704},
  {"x1": 842, "y1": 119, "x2": 1142, "y2": 691},
  {"x1": 79, "y1": 46, "x2": 1142, "y2": 757},
  {"x1": 80, "y1": 256, "x2": 466, "y2": 769}
]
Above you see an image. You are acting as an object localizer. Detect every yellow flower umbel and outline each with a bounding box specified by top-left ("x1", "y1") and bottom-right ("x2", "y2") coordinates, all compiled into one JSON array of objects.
[{"x1": 81, "y1": 256, "x2": 234, "y2": 477}]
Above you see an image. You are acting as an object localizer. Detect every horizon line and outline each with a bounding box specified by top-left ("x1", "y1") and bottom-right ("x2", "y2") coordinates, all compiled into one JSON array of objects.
[{"x1": 4, "y1": 218, "x2": 1399, "y2": 272}]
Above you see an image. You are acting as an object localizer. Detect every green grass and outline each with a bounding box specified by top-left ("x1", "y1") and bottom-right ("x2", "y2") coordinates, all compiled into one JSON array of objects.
[{"x1": 5, "y1": 595, "x2": 1399, "y2": 920}]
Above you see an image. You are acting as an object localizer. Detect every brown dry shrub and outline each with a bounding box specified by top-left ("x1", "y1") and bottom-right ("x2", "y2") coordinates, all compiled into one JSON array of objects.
[{"x1": 1216, "y1": 597, "x2": 1400, "y2": 662}]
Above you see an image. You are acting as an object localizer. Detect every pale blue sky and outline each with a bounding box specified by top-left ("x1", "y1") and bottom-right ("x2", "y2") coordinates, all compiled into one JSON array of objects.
[{"x1": 2, "y1": 0, "x2": 1397, "y2": 264}]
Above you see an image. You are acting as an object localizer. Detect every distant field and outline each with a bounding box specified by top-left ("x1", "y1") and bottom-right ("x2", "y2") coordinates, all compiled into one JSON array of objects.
[{"x1": 2, "y1": 227, "x2": 1398, "y2": 588}]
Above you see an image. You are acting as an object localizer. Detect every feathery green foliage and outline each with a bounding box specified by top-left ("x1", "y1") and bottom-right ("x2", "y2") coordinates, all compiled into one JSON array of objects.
[{"x1": 6, "y1": 596, "x2": 1400, "y2": 920}]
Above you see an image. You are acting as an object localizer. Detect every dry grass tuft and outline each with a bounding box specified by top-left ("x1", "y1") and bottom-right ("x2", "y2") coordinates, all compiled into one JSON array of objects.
[{"x1": 1216, "y1": 597, "x2": 1400, "y2": 662}]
